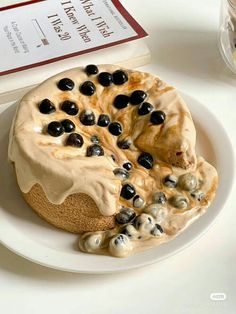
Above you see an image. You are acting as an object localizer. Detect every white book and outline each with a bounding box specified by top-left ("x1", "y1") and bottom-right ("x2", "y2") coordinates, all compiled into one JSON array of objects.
[{"x1": 0, "y1": 0, "x2": 150, "y2": 104}]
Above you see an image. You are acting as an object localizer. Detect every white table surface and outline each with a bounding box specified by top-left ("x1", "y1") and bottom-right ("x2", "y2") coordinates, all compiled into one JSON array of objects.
[{"x1": 1, "y1": 0, "x2": 236, "y2": 313}]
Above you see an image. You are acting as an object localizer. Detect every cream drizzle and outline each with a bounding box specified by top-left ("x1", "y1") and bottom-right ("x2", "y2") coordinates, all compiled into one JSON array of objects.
[{"x1": 8, "y1": 65, "x2": 218, "y2": 257}]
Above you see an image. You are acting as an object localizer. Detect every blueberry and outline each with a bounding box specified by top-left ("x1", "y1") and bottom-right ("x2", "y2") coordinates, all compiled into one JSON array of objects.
[
  {"x1": 137, "y1": 152, "x2": 153, "y2": 169},
  {"x1": 47, "y1": 121, "x2": 64, "y2": 137},
  {"x1": 150, "y1": 110, "x2": 166, "y2": 125},
  {"x1": 66, "y1": 133, "x2": 84, "y2": 147},
  {"x1": 108, "y1": 122, "x2": 122, "y2": 136},
  {"x1": 120, "y1": 183, "x2": 136, "y2": 200},
  {"x1": 169, "y1": 195, "x2": 188, "y2": 209},
  {"x1": 113, "y1": 94, "x2": 129, "y2": 109},
  {"x1": 57, "y1": 78, "x2": 74, "y2": 91},
  {"x1": 151, "y1": 224, "x2": 164, "y2": 236},
  {"x1": 133, "y1": 195, "x2": 145, "y2": 208},
  {"x1": 113, "y1": 168, "x2": 129, "y2": 181},
  {"x1": 90, "y1": 135, "x2": 99, "y2": 144},
  {"x1": 163, "y1": 174, "x2": 178, "y2": 188},
  {"x1": 61, "y1": 100, "x2": 79, "y2": 116},
  {"x1": 117, "y1": 139, "x2": 131, "y2": 149},
  {"x1": 80, "y1": 110, "x2": 96, "y2": 125},
  {"x1": 97, "y1": 114, "x2": 110, "y2": 127},
  {"x1": 115, "y1": 208, "x2": 136, "y2": 224},
  {"x1": 130, "y1": 90, "x2": 147, "y2": 105},
  {"x1": 79, "y1": 81, "x2": 96, "y2": 96},
  {"x1": 86, "y1": 144, "x2": 104, "y2": 156},
  {"x1": 138, "y1": 102, "x2": 153, "y2": 115},
  {"x1": 98, "y1": 72, "x2": 113, "y2": 87},
  {"x1": 112, "y1": 70, "x2": 128, "y2": 85},
  {"x1": 152, "y1": 191, "x2": 167, "y2": 204},
  {"x1": 85, "y1": 64, "x2": 99, "y2": 75},
  {"x1": 39, "y1": 99, "x2": 56, "y2": 114},
  {"x1": 61, "y1": 119, "x2": 75, "y2": 133},
  {"x1": 123, "y1": 162, "x2": 132, "y2": 171}
]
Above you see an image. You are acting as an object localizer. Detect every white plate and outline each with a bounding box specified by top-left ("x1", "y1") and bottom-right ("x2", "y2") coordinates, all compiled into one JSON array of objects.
[{"x1": 0, "y1": 93, "x2": 234, "y2": 273}]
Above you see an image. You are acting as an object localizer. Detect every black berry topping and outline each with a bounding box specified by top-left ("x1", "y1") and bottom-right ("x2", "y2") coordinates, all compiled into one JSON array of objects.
[
  {"x1": 98, "y1": 72, "x2": 113, "y2": 87},
  {"x1": 61, "y1": 119, "x2": 75, "y2": 133},
  {"x1": 163, "y1": 174, "x2": 178, "y2": 188},
  {"x1": 151, "y1": 224, "x2": 164, "y2": 236},
  {"x1": 47, "y1": 121, "x2": 64, "y2": 137},
  {"x1": 123, "y1": 162, "x2": 132, "y2": 171},
  {"x1": 120, "y1": 183, "x2": 136, "y2": 200},
  {"x1": 130, "y1": 90, "x2": 147, "y2": 105},
  {"x1": 113, "y1": 168, "x2": 129, "y2": 181},
  {"x1": 39, "y1": 99, "x2": 56, "y2": 114},
  {"x1": 115, "y1": 208, "x2": 136, "y2": 224},
  {"x1": 191, "y1": 190, "x2": 205, "y2": 201},
  {"x1": 97, "y1": 114, "x2": 110, "y2": 127},
  {"x1": 113, "y1": 234, "x2": 129, "y2": 247},
  {"x1": 66, "y1": 133, "x2": 84, "y2": 147},
  {"x1": 79, "y1": 110, "x2": 96, "y2": 125},
  {"x1": 113, "y1": 94, "x2": 129, "y2": 109},
  {"x1": 79, "y1": 81, "x2": 96, "y2": 96},
  {"x1": 133, "y1": 195, "x2": 145, "y2": 208},
  {"x1": 121, "y1": 225, "x2": 138, "y2": 239},
  {"x1": 86, "y1": 144, "x2": 104, "y2": 157},
  {"x1": 85, "y1": 64, "x2": 99, "y2": 75},
  {"x1": 61, "y1": 100, "x2": 79, "y2": 116},
  {"x1": 117, "y1": 139, "x2": 131, "y2": 149},
  {"x1": 137, "y1": 152, "x2": 153, "y2": 169},
  {"x1": 178, "y1": 173, "x2": 197, "y2": 191},
  {"x1": 138, "y1": 102, "x2": 154, "y2": 115},
  {"x1": 153, "y1": 191, "x2": 167, "y2": 204},
  {"x1": 108, "y1": 122, "x2": 122, "y2": 136},
  {"x1": 169, "y1": 195, "x2": 188, "y2": 209},
  {"x1": 150, "y1": 110, "x2": 166, "y2": 125},
  {"x1": 112, "y1": 70, "x2": 128, "y2": 85},
  {"x1": 57, "y1": 78, "x2": 74, "y2": 91},
  {"x1": 90, "y1": 135, "x2": 99, "y2": 144},
  {"x1": 134, "y1": 214, "x2": 154, "y2": 230}
]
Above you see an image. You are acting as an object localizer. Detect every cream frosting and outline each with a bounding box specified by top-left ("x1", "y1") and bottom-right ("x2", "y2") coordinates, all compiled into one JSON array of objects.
[
  {"x1": 8, "y1": 65, "x2": 218, "y2": 257},
  {"x1": 9, "y1": 65, "x2": 198, "y2": 215}
]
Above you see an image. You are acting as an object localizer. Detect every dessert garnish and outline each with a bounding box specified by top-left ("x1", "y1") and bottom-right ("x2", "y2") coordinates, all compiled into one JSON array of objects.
[{"x1": 61, "y1": 100, "x2": 79, "y2": 116}]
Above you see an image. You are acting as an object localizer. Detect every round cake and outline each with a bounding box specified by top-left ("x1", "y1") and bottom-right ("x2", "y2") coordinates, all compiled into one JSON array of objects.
[{"x1": 8, "y1": 64, "x2": 218, "y2": 257}]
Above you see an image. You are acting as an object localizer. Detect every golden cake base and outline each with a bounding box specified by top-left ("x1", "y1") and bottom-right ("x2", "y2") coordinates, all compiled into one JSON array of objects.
[{"x1": 22, "y1": 184, "x2": 115, "y2": 233}]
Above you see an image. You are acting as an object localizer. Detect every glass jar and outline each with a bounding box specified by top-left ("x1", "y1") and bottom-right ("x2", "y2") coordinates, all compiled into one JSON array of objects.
[{"x1": 219, "y1": 0, "x2": 236, "y2": 73}]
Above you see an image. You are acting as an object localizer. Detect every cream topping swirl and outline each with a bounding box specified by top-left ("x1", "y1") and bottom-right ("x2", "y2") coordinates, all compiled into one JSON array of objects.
[{"x1": 8, "y1": 65, "x2": 216, "y2": 223}]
